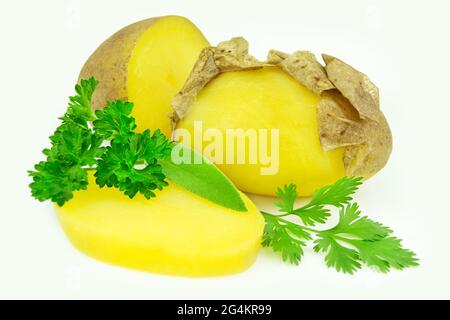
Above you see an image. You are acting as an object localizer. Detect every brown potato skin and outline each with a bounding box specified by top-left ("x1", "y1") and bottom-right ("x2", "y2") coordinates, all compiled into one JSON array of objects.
[{"x1": 78, "y1": 17, "x2": 162, "y2": 110}]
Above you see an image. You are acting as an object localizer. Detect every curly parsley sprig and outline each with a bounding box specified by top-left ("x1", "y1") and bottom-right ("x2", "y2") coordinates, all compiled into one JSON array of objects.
[
  {"x1": 29, "y1": 77, "x2": 174, "y2": 206},
  {"x1": 262, "y1": 177, "x2": 419, "y2": 274}
]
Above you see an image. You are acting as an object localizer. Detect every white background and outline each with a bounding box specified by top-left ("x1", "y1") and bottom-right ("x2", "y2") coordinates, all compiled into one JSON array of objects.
[{"x1": 1, "y1": 0, "x2": 449, "y2": 299}]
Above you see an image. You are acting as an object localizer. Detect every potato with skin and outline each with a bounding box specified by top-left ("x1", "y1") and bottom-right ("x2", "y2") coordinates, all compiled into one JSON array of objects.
[
  {"x1": 176, "y1": 67, "x2": 346, "y2": 196},
  {"x1": 79, "y1": 16, "x2": 209, "y2": 136},
  {"x1": 71, "y1": 18, "x2": 266, "y2": 277},
  {"x1": 57, "y1": 174, "x2": 264, "y2": 277},
  {"x1": 172, "y1": 38, "x2": 392, "y2": 196}
]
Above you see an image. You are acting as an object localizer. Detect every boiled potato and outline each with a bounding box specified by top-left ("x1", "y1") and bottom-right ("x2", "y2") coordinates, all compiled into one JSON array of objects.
[
  {"x1": 56, "y1": 174, "x2": 264, "y2": 277},
  {"x1": 176, "y1": 67, "x2": 345, "y2": 196},
  {"x1": 79, "y1": 16, "x2": 209, "y2": 136},
  {"x1": 172, "y1": 38, "x2": 392, "y2": 196}
]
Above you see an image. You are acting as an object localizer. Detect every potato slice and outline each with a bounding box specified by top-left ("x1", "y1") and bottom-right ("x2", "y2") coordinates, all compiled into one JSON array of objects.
[
  {"x1": 56, "y1": 175, "x2": 264, "y2": 277},
  {"x1": 79, "y1": 16, "x2": 209, "y2": 136}
]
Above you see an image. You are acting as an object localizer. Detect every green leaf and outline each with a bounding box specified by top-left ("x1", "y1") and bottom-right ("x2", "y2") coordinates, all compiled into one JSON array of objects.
[
  {"x1": 262, "y1": 178, "x2": 419, "y2": 274},
  {"x1": 95, "y1": 130, "x2": 171, "y2": 199},
  {"x1": 308, "y1": 176, "x2": 363, "y2": 207},
  {"x1": 292, "y1": 206, "x2": 330, "y2": 226},
  {"x1": 45, "y1": 124, "x2": 104, "y2": 167},
  {"x1": 262, "y1": 213, "x2": 311, "y2": 265},
  {"x1": 93, "y1": 100, "x2": 137, "y2": 143},
  {"x1": 325, "y1": 203, "x2": 392, "y2": 241},
  {"x1": 29, "y1": 160, "x2": 89, "y2": 206},
  {"x1": 159, "y1": 144, "x2": 247, "y2": 212},
  {"x1": 278, "y1": 176, "x2": 363, "y2": 227},
  {"x1": 273, "y1": 183, "x2": 330, "y2": 226},
  {"x1": 274, "y1": 184, "x2": 297, "y2": 213},
  {"x1": 314, "y1": 203, "x2": 418, "y2": 273},
  {"x1": 61, "y1": 77, "x2": 98, "y2": 124},
  {"x1": 29, "y1": 78, "x2": 102, "y2": 206},
  {"x1": 313, "y1": 236, "x2": 362, "y2": 274},
  {"x1": 350, "y1": 237, "x2": 419, "y2": 273}
]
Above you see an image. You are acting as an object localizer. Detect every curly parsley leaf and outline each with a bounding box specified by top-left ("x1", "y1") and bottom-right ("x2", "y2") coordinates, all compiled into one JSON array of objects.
[
  {"x1": 29, "y1": 78, "x2": 103, "y2": 205},
  {"x1": 61, "y1": 77, "x2": 98, "y2": 124},
  {"x1": 93, "y1": 100, "x2": 136, "y2": 143},
  {"x1": 44, "y1": 125, "x2": 104, "y2": 167},
  {"x1": 29, "y1": 77, "x2": 175, "y2": 205},
  {"x1": 29, "y1": 161, "x2": 89, "y2": 206},
  {"x1": 95, "y1": 129, "x2": 173, "y2": 199},
  {"x1": 29, "y1": 125, "x2": 103, "y2": 206},
  {"x1": 143, "y1": 129, "x2": 175, "y2": 161}
]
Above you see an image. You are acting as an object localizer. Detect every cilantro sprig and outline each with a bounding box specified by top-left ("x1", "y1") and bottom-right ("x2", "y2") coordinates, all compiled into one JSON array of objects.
[
  {"x1": 262, "y1": 177, "x2": 418, "y2": 274},
  {"x1": 29, "y1": 77, "x2": 174, "y2": 205}
]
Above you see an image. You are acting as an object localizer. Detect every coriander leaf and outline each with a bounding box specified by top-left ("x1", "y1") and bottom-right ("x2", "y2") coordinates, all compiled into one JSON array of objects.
[
  {"x1": 93, "y1": 100, "x2": 136, "y2": 143},
  {"x1": 262, "y1": 213, "x2": 311, "y2": 265},
  {"x1": 159, "y1": 145, "x2": 247, "y2": 212},
  {"x1": 313, "y1": 235, "x2": 362, "y2": 274},
  {"x1": 323, "y1": 203, "x2": 392, "y2": 241},
  {"x1": 350, "y1": 237, "x2": 419, "y2": 273},
  {"x1": 262, "y1": 178, "x2": 419, "y2": 274},
  {"x1": 292, "y1": 206, "x2": 330, "y2": 226},
  {"x1": 273, "y1": 183, "x2": 330, "y2": 226},
  {"x1": 307, "y1": 176, "x2": 363, "y2": 208},
  {"x1": 291, "y1": 176, "x2": 363, "y2": 226},
  {"x1": 274, "y1": 184, "x2": 297, "y2": 213},
  {"x1": 314, "y1": 204, "x2": 417, "y2": 273}
]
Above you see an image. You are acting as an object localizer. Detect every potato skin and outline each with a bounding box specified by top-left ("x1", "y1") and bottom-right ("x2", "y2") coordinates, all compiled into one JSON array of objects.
[{"x1": 78, "y1": 17, "x2": 161, "y2": 110}]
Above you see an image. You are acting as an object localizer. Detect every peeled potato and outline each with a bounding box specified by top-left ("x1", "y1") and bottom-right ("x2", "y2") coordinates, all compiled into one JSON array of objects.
[
  {"x1": 79, "y1": 16, "x2": 209, "y2": 136},
  {"x1": 56, "y1": 174, "x2": 264, "y2": 277},
  {"x1": 177, "y1": 67, "x2": 345, "y2": 196},
  {"x1": 171, "y1": 38, "x2": 392, "y2": 196}
]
